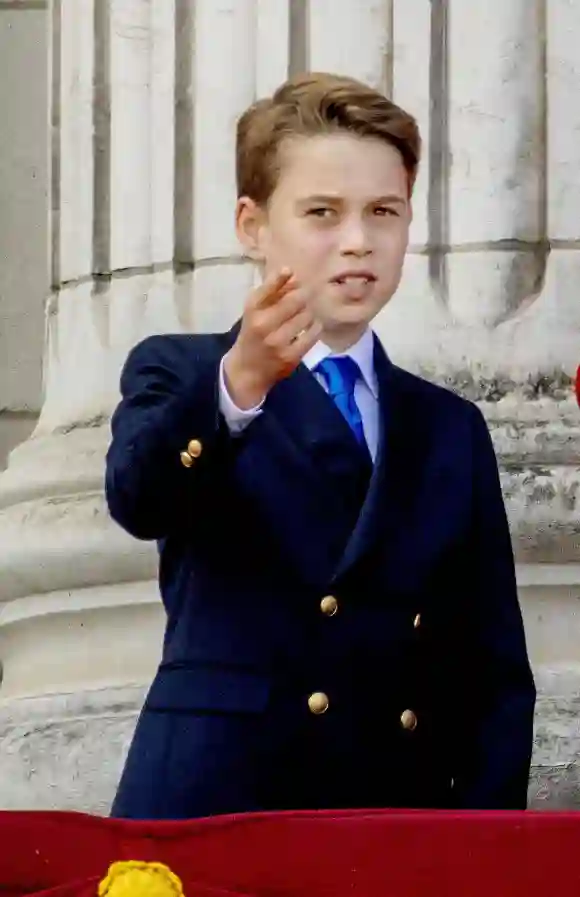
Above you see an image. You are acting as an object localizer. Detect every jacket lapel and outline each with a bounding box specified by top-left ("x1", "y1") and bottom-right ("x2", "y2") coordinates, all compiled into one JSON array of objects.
[
  {"x1": 225, "y1": 318, "x2": 371, "y2": 498},
  {"x1": 225, "y1": 321, "x2": 399, "y2": 587},
  {"x1": 332, "y1": 337, "x2": 405, "y2": 580},
  {"x1": 231, "y1": 345, "x2": 373, "y2": 587},
  {"x1": 263, "y1": 361, "x2": 373, "y2": 512}
]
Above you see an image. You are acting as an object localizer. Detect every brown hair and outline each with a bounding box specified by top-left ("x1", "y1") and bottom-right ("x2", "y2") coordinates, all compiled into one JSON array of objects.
[{"x1": 236, "y1": 72, "x2": 421, "y2": 204}]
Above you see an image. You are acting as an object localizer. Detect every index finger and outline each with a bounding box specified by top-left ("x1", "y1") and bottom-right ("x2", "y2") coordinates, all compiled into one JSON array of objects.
[{"x1": 253, "y1": 268, "x2": 297, "y2": 309}]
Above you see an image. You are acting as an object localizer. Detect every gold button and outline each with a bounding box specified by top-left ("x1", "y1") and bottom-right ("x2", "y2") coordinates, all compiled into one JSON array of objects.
[
  {"x1": 187, "y1": 439, "x2": 203, "y2": 458},
  {"x1": 180, "y1": 450, "x2": 194, "y2": 468},
  {"x1": 308, "y1": 692, "x2": 329, "y2": 715},
  {"x1": 400, "y1": 709, "x2": 418, "y2": 731},
  {"x1": 320, "y1": 595, "x2": 338, "y2": 616},
  {"x1": 413, "y1": 613, "x2": 421, "y2": 629}
]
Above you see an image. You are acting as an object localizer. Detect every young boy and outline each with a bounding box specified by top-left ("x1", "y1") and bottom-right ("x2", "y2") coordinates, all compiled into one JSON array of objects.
[{"x1": 106, "y1": 72, "x2": 536, "y2": 819}]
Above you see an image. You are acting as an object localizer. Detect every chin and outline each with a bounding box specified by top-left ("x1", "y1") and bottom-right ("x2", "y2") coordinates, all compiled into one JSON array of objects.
[{"x1": 335, "y1": 304, "x2": 377, "y2": 325}]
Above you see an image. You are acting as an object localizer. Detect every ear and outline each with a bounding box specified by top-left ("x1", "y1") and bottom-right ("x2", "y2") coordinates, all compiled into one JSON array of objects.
[{"x1": 235, "y1": 196, "x2": 267, "y2": 261}]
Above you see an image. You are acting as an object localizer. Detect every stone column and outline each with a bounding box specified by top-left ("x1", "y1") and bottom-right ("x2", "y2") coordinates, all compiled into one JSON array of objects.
[
  {"x1": 0, "y1": 2, "x2": 47, "y2": 467},
  {"x1": 386, "y1": 0, "x2": 580, "y2": 807},
  {"x1": 0, "y1": 0, "x2": 578, "y2": 812},
  {"x1": 0, "y1": 0, "x2": 175, "y2": 813}
]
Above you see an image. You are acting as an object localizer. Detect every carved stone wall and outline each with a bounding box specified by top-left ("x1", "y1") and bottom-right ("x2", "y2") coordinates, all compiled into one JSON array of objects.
[
  {"x1": 0, "y1": 0, "x2": 578, "y2": 812},
  {"x1": 0, "y1": 0, "x2": 47, "y2": 468}
]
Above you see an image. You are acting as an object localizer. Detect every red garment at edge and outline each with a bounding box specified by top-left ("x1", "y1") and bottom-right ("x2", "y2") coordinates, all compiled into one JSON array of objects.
[{"x1": 0, "y1": 807, "x2": 577, "y2": 897}]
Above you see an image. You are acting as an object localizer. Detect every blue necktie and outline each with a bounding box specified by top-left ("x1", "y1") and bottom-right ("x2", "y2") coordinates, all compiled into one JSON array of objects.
[{"x1": 315, "y1": 356, "x2": 367, "y2": 447}]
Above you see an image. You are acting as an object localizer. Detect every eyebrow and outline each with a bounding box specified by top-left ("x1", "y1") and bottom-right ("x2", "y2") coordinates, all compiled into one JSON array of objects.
[{"x1": 297, "y1": 194, "x2": 407, "y2": 206}]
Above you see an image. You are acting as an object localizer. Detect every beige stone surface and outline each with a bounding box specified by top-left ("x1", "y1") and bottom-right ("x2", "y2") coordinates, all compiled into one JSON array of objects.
[
  {"x1": 0, "y1": 6, "x2": 47, "y2": 414},
  {"x1": 0, "y1": 415, "x2": 36, "y2": 471},
  {"x1": 0, "y1": 0, "x2": 578, "y2": 812}
]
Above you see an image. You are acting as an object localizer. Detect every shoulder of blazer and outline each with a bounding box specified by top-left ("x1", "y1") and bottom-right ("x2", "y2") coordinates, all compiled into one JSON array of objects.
[
  {"x1": 122, "y1": 325, "x2": 240, "y2": 375},
  {"x1": 388, "y1": 363, "x2": 484, "y2": 445},
  {"x1": 390, "y1": 363, "x2": 477, "y2": 416}
]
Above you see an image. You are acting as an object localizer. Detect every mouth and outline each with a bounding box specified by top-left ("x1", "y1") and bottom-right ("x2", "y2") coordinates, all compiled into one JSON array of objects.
[{"x1": 330, "y1": 271, "x2": 377, "y2": 286}]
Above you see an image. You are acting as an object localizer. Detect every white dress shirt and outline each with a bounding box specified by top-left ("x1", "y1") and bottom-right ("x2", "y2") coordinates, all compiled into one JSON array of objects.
[{"x1": 219, "y1": 328, "x2": 380, "y2": 461}]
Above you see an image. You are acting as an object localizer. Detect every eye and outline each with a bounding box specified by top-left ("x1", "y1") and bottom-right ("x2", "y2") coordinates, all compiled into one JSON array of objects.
[
  {"x1": 374, "y1": 206, "x2": 400, "y2": 217},
  {"x1": 306, "y1": 207, "x2": 334, "y2": 218}
]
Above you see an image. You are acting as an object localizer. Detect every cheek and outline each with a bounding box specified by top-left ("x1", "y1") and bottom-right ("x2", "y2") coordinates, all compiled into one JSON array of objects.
[
  {"x1": 374, "y1": 234, "x2": 408, "y2": 283},
  {"x1": 382, "y1": 225, "x2": 409, "y2": 259},
  {"x1": 297, "y1": 229, "x2": 335, "y2": 261},
  {"x1": 279, "y1": 226, "x2": 334, "y2": 267}
]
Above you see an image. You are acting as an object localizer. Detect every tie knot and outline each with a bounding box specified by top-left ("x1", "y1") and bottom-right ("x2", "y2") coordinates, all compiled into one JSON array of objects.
[{"x1": 315, "y1": 356, "x2": 362, "y2": 398}]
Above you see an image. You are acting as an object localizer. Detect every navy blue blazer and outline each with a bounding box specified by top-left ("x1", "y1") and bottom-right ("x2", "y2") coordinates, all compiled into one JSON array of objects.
[{"x1": 105, "y1": 326, "x2": 535, "y2": 819}]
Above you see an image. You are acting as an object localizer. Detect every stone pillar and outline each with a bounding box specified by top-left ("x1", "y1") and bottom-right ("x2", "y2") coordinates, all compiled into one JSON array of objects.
[
  {"x1": 386, "y1": 0, "x2": 580, "y2": 807},
  {"x1": 0, "y1": 0, "x2": 175, "y2": 813},
  {"x1": 0, "y1": 0, "x2": 578, "y2": 811},
  {"x1": 0, "y1": 2, "x2": 47, "y2": 467}
]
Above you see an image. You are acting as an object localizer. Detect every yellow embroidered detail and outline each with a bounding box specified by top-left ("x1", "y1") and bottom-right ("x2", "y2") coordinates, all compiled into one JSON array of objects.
[{"x1": 98, "y1": 861, "x2": 184, "y2": 897}]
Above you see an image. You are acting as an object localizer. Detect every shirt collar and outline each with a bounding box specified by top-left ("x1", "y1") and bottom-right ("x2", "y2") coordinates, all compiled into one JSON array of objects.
[{"x1": 302, "y1": 328, "x2": 379, "y2": 399}]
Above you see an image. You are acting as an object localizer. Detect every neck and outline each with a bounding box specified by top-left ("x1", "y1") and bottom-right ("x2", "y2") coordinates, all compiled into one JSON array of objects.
[{"x1": 320, "y1": 324, "x2": 368, "y2": 353}]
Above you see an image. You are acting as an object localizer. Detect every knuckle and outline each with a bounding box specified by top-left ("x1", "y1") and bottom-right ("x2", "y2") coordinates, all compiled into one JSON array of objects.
[
  {"x1": 279, "y1": 345, "x2": 297, "y2": 364},
  {"x1": 252, "y1": 315, "x2": 269, "y2": 339},
  {"x1": 263, "y1": 331, "x2": 279, "y2": 349}
]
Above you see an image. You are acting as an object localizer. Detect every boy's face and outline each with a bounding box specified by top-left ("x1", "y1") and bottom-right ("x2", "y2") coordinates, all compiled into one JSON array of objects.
[{"x1": 236, "y1": 132, "x2": 412, "y2": 349}]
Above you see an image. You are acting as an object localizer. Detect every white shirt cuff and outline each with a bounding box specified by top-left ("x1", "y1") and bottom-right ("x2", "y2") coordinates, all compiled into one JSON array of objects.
[{"x1": 218, "y1": 354, "x2": 264, "y2": 434}]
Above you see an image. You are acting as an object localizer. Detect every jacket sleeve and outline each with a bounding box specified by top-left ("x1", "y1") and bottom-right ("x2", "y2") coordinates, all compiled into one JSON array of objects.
[
  {"x1": 452, "y1": 403, "x2": 536, "y2": 809},
  {"x1": 105, "y1": 334, "x2": 232, "y2": 541}
]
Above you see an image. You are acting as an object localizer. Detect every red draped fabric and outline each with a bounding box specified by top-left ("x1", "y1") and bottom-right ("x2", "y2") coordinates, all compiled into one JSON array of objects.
[{"x1": 0, "y1": 808, "x2": 578, "y2": 896}]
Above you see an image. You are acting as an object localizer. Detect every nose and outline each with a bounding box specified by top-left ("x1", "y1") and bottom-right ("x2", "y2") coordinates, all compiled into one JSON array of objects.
[{"x1": 338, "y1": 216, "x2": 372, "y2": 257}]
